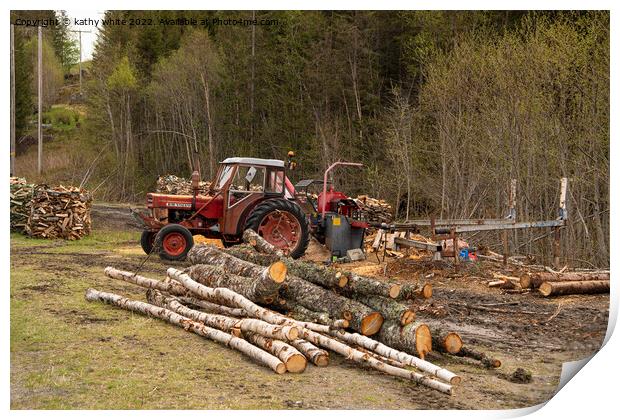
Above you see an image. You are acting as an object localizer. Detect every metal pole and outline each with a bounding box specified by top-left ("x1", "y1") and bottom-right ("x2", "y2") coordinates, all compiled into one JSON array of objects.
[
  {"x1": 10, "y1": 24, "x2": 15, "y2": 176},
  {"x1": 37, "y1": 26, "x2": 42, "y2": 176},
  {"x1": 78, "y1": 30, "x2": 82, "y2": 94}
]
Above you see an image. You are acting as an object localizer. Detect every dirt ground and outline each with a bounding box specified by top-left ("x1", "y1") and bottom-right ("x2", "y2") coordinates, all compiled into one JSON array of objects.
[{"x1": 10, "y1": 204, "x2": 609, "y2": 409}]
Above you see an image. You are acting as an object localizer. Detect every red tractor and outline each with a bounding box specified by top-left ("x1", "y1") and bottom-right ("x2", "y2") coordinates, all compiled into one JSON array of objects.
[{"x1": 134, "y1": 158, "x2": 369, "y2": 260}]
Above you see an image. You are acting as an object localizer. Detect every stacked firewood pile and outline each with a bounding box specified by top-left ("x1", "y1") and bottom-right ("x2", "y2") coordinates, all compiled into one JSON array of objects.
[
  {"x1": 10, "y1": 177, "x2": 34, "y2": 232},
  {"x1": 25, "y1": 185, "x2": 92, "y2": 240},
  {"x1": 156, "y1": 174, "x2": 211, "y2": 195},
  {"x1": 354, "y1": 195, "x2": 393, "y2": 223}
]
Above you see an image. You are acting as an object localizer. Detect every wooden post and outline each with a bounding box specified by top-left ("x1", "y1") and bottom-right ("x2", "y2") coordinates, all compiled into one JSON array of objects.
[
  {"x1": 37, "y1": 26, "x2": 42, "y2": 176},
  {"x1": 10, "y1": 24, "x2": 15, "y2": 176},
  {"x1": 78, "y1": 30, "x2": 82, "y2": 94},
  {"x1": 554, "y1": 178, "x2": 568, "y2": 268}
]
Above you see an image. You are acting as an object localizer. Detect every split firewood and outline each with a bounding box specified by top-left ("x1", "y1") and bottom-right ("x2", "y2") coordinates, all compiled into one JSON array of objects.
[
  {"x1": 299, "y1": 328, "x2": 452, "y2": 395},
  {"x1": 175, "y1": 296, "x2": 248, "y2": 318},
  {"x1": 187, "y1": 263, "x2": 284, "y2": 305},
  {"x1": 188, "y1": 246, "x2": 383, "y2": 335},
  {"x1": 243, "y1": 333, "x2": 307, "y2": 373},
  {"x1": 375, "y1": 320, "x2": 433, "y2": 359},
  {"x1": 10, "y1": 177, "x2": 34, "y2": 232},
  {"x1": 104, "y1": 267, "x2": 189, "y2": 296},
  {"x1": 521, "y1": 272, "x2": 610, "y2": 289},
  {"x1": 455, "y1": 347, "x2": 501, "y2": 369},
  {"x1": 539, "y1": 280, "x2": 610, "y2": 297},
  {"x1": 85, "y1": 288, "x2": 285, "y2": 374},
  {"x1": 327, "y1": 329, "x2": 461, "y2": 385},
  {"x1": 156, "y1": 174, "x2": 211, "y2": 195},
  {"x1": 354, "y1": 195, "x2": 393, "y2": 224},
  {"x1": 220, "y1": 245, "x2": 348, "y2": 288},
  {"x1": 352, "y1": 294, "x2": 415, "y2": 326},
  {"x1": 242, "y1": 229, "x2": 284, "y2": 257},
  {"x1": 146, "y1": 290, "x2": 299, "y2": 341},
  {"x1": 289, "y1": 339, "x2": 330, "y2": 367},
  {"x1": 398, "y1": 282, "x2": 433, "y2": 300}
]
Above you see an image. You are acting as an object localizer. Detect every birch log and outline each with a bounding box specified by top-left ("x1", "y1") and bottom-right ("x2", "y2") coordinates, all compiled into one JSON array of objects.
[
  {"x1": 175, "y1": 296, "x2": 248, "y2": 318},
  {"x1": 242, "y1": 229, "x2": 284, "y2": 257},
  {"x1": 520, "y1": 272, "x2": 610, "y2": 289},
  {"x1": 84, "y1": 288, "x2": 285, "y2": 374},
  {"x1": 104, "y1": 267, "x2": 188, "y2": 296},
  {"x1": 327, "y1": 329, "x2": 461, "y2": 385},
  {"x1": 187, "y1": 264, "x2": 284, "y2": 304},
  {"x1": 376, "y1": 320, "x2": 433, "y2": 359},
  {"x1": 299, "y1": 328, "x2": 453, "y2": 395},
  {"x1": 539, "y1": 280, "x2": 610, "y2": 297},
  {"x1": 289, "y1": 339, "x2": 330, "y2": 367},
  {"x1": 244, "y1": 333, "x2": 307, "y2": 373}
]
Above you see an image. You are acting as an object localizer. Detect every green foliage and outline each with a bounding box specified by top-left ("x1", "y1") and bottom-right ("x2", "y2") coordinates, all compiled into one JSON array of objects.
[
  {"x1": 53, "y1": 11, "x2": 80, "y2": 73},
  {"x1": 43, "y1": 106, "x2": 79, "y2": 131},
  {"x1": 107, "y1": 57, "x2": 137, "y2": 91}
]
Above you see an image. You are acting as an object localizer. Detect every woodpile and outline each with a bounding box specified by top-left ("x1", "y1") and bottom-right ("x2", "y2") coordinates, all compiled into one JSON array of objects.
[
  {"x1": 87, "y1": 228, "x2": 467, "y2": 395},
  {"x1": 156, "y1": 174, "x2": 211, "y2": 195},
  {"x1": 10, "y1": 177, "x2": 34, "y2": 232},
  {"x1": 354, "y1": 195, "x2": 393, "y2": 223},
  {"x1": 520, "y1": 271, "x2": 610, "y2": 297},
  {"x1": 22, "y1": 184, "x2": 92, "y2": 240}
]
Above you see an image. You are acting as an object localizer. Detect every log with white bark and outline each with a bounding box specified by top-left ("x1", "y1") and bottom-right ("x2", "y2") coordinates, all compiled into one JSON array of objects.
[
  {"x1": 220, "y1": 245, "x2": 348, "y2": 288},
  {"x1": 146, "y1": 290, "x2": 299, "y2": 341},
  {"x1": 327, "y1": 329, "x2": 461, "y2": 385},
  {"x1": 398, "y1": 282, "x2": 433, "y2": 300},
  {"x1": 520, "y1": 272, "x2": 610, "y2": 289},
  {"x1": 455, "y1": 347, "x2": 501, "y2": 369},
  {"x1": 187, "y1": 246, "x2": 383, "y2": 335},
  {"x1": 539, "y1": 280, "x2": 610, "y2": 297},
  {"x1": 376, "y1": 320, "x2": 433, "y2": 360},
  {"x1": 104, "y1": 266, "x2": 188, "y2": 296},
  {"x1": 175, "y1": 296, "x2": 248, "y2": 318},
  {"x1": 242, "y1": 229, "x2": 284, "y2": 257},
  {"x1": 84, "y1": 288, "x2": 285, "y2": 374},
  {"x1": 299, "y1": 328, "x2": 453, "y2": 395},
  {"x1": 289, "y1": 339, "x2": 330, "y2": 367},
  {"x1": 187, "y1": 264, "x2": 284, "y2": 305},
  {"x1": 353, "y1": 294, "x2": 416, "y2": 326},
  {"x1": 243, "y1": 333, "x2": 307, "y2": 373}
]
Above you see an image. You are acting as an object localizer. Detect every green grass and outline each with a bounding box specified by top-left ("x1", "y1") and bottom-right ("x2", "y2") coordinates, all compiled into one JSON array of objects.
[{"x1": 41, "y1": 105, "x2": 81, "y2": 132}]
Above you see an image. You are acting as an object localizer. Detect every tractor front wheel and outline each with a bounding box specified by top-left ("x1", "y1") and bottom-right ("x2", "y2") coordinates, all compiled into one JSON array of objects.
[
  {"x1": 154, "y1": 224, "x2": 194, "y2": 261},
  {"x1": 244, "y1": 199, "x2": 310, "y2": 259}
]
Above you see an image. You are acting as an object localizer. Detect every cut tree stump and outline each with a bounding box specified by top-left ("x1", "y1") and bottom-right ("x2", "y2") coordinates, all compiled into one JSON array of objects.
[
  {"x1": 84, "y1": 288, "x2": 285, "y2": 374},
  {"x1": 244, "y1": 333, "x2": 307, "y2": 373},
  {"x1": 376, "y1": 320, "x2": 433, "y2": 359},
  {"x1": 539, "y1": 280, "x2": 610, "y2": 297},
  {"x1": 520, "y1": 272, "x2": 610, "y2": 289}
]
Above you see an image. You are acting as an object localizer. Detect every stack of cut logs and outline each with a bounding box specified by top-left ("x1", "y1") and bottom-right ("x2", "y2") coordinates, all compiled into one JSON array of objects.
[
  {"x1": 10, "y1": 177, "x2": 34, "y2": 232},
  {"x1": 156, "y1": 174, "x2": 211, "y2": 195},
  {"x1": 354, "y1": 195, "x2": 393, "y2": 223},
  {"x1": 86, "y1": 229, "x2": 505, "y2": 395},
  {"x1": 25, "y1": 185, "x2": 92, "y2": 240},
  {"x1": 520, "y1": 271, "x2": 610, "y2": 297}
]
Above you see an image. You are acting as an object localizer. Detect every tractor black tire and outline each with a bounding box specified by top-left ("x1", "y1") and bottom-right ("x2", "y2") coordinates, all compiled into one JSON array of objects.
[
  {"x1": 140, "y1": 231, "x2": 156, "y2": 255},
  {"x1": 154, "y1": 224, "x2": 194, "y2": 261},
  {"x1": 244, "y1": 198, "x2": 310, "y2": 259}
]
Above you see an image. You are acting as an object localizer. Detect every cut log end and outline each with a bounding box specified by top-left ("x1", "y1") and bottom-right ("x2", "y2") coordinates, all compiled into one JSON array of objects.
[
  {"x1": 268, "y1": 261, "x2": 288, "y2": 283},
  {"x1": 342, "y1": 310, "x2": 353, "y2": 321},
  {"x1": 335, "y1": 272, "x2": 348, "y2": 288},
  {"x1": 400, "y1": 309, "x2": 416, "y2": 326},
  {"x1": 415, "y1": 324, "x2": 432, "y2": 359},
  {"x1": 315, "y1": 354, "x2": 330, "y2": 367},
  {"x1": 361, "y1": 312, "x2": 384, "y2": 336},
  {"x1": 285, "y1": 354, "x2": 307, "y2": 373},
  {"x1": 421, "y1": 283, "x2": 433, "y2": 299},
  {"x1": 389, "y1": 284, "x2": 402, "y2": 299},
  {"x1": 490, "y1": 359, "x2": 502, "y2": 368},
  {"x1": 274, "y1": 362, "x2": 287, "y2": 374},
  {"x1": 443, "y1": 332, "x2": 463, "y2": 354},
  {"x1": 520, "y1": 274, "x2": 531, "y2": 289},
  {"x1": 539, "y1": 282, "x2": 553, "y2": 297},
  {"x1": 449, "y1": 375, "x2": 462, "y2": 386},
  {"x1": 286, "y1": 327, "x2": 300, "y2": 341}
]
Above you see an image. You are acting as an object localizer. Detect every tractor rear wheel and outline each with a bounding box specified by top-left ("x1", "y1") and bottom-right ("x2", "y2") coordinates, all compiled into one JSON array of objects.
[
  {"x1": 244, "y1": 198, "x2": 309, "y2": 259},
  {"x1": 140, "y1": 231, "x2": 156, "y2": 254},
  {"x1": 155, "y1": 224, "x2": 194, "y2": 261}
]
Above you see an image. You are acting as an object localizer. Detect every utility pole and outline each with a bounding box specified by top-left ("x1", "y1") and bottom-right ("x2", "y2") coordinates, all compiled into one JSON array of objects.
[
  {"x1": 70, "y1": 30, "x2": 91, "y2": 95},
  {"x1": 37, "y1": 25, "x2": 42, "y2": 176},
  {"x1": 10, "y1": 24, "x2": 15, "y2": 176}
]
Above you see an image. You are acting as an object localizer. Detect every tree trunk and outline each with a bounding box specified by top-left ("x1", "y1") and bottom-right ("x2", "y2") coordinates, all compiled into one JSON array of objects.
[
  {"x1": 243, "y1": 333, "x2": 307, "y2": 373},
  {"x1": 289, "y1": 339, "x2": 330, "y2": 367},
  {"x1": 187, "y1": 264, "x2": 284, "y2": 305},
  {"x1": 375, "y1": 320, "x2": 432, "y2": 359},
  {"x1": 399, "y1": 282, "x2": 433, "y2": 300},
  {"x1": 285, "y1": 304, "x2": 349, "y2": 328},
  {"x1": 222, "y1": 245, "x2": 348, "y2": 288},
  {"x1": 146, "y1": 290, "x2": 299, "y2": 341},
  {"x1": 327, "y1": 329, "x2": 461, "y2": 385},
  {"x1": 455, "y1": 347, "x2": 501, "y2": 369},
  {"x1": 243, "y1": 229, "x2": 284, "y2": 257},
  {"x1": 353, "y1": 294, "x2": 415, "y2": 326},
  {"x1": 521, "y1": 272, "x2": 610, "y2": 289},
  {"x1": 104, "y1": 267, "x2": 189, "y2": 296},
  {"x1": 420, "y1": 319, "x2": 463, "y2": 354},
  {"x1": 85, "y1": 288, "x2": 285, "y2": 374},
  {"x1": 343, "y1": 272, "x2": 401, "y2": 299},
  {"x1": 299, "y1": 328, "x2": 452, "y2": 394},
  {"x1": 539, "y1": 280, "x2": 610, "y2": 297}
]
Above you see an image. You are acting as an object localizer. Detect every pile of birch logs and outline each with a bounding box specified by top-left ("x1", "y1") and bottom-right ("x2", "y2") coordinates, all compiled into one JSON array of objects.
[
  {"x1": 24, "y1": 185, "x2": 92, "y2": 240},
  {"x1": 156, "y1": 174, "x2": 211, "y2": 195},
  {"x1": 89, "y1": 266, "x2": 461, "y2": 394},
  {"x1": 354, "y1": 195, "x2": 393, "y2": 223},
  {"x1": 10, "y1": 177, "x2": 34, "y2": 232},
  {"x1": 520, "y1": 271, "x2": 610, "y2": 297}
]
